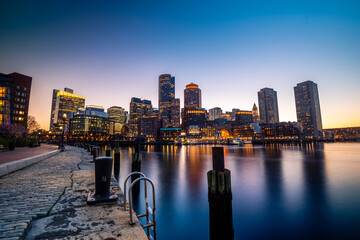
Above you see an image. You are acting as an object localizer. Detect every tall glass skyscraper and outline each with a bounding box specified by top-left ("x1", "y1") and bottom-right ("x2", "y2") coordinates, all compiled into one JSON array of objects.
[
  {"x1": 258, "y1": 88, "x2": 279, "y2": 124},
  {"x1": 158, "y1": 74, "x2": 179, "y2": 127},
  {"x1": 294, "y1": 80, "x2": 323, "y2": 139}
]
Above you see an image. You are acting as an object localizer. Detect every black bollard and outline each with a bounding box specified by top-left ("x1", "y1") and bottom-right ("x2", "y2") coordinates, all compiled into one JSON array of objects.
[
  {"x1": 114, "y1": 146, "x2": 120, "y2": 182},
  {"x1": 87, "y1": 156, "x2": 118, "y2": 205},
  {"x1": 131, "y1": 145, "x2": 142, "y2": 183},
  {"x1": 207, "y1": 147, "x2": 234, "y2": 240}
]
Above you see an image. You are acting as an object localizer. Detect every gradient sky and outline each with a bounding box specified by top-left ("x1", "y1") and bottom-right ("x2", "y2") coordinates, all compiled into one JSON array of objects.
[{"x1": 1, "y1": 0, "x2": 359, "y2": 130}]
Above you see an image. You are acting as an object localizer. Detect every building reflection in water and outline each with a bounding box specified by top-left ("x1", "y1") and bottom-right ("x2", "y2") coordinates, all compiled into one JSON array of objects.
[{"x1": 114, "y1": 143, "x2": 360, "y2": 240}]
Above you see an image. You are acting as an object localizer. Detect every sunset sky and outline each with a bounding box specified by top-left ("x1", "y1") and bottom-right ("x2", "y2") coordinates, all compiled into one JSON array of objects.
[{"x1": 1, "y1": 0, "x2": 359, "y2": 130}]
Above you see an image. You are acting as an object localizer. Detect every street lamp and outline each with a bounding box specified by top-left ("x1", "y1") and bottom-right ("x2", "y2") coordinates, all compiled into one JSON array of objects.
[{"x1": 61, "y1": 113, "x2": 67, "y2": 151}]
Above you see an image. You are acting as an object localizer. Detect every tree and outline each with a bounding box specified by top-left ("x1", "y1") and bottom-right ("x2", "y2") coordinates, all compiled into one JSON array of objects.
[{"x1": 27, "y1": 115, "x2": 40, "y2": 133}]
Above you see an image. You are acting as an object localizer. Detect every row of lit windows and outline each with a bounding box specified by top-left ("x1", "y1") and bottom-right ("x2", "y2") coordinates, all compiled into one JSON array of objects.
[
  {"x1": 14, "y1": 104, "x2": 25, "y2": 109},
  {"x1": 16, "y1": 85, "x2": 27, "y2": 91},
  {"x1": 15, "y1": 91, "x2": 26, "y2": 97}
]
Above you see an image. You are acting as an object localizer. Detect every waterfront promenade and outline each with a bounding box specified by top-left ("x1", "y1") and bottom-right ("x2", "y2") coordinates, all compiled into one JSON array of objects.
[
  {"x1": 0, "y1": 144, "x2": 58, "y2": 164},
  {"x1": 0, "y1": 146, "x2": 147, "y2": 240}
]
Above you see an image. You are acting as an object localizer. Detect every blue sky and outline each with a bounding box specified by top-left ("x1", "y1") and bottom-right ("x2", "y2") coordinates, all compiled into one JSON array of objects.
[{"x1": 1, "y1": 0, "x2": 359, "y2": 129}]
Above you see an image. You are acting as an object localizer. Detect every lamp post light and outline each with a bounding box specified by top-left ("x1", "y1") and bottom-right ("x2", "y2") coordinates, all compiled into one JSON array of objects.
[{"x1": 61, "y1": 113, "x2": 67, "y2": 152}]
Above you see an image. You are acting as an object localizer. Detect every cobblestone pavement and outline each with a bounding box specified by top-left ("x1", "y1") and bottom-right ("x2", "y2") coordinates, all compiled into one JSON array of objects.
[{"x1": 0, "y1": 146, "x2": 87, "y2": 239}]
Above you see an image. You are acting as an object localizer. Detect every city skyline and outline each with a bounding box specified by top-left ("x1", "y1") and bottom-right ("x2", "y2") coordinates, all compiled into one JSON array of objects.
[{"x1": 1, "y1": 0, "x2": 359, "y2": 130}]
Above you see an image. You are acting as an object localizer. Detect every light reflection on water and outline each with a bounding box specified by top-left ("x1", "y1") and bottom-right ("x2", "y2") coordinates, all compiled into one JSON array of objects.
[{"x1": 110, "y1": 143, "x2": 360, "y2": 240}]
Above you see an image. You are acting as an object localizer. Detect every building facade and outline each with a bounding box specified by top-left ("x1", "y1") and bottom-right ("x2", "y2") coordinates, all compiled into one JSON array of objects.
[
  {"x1": 252, "y1": 103, "x2": 260, "y2": 123},
  {"x1": 0, "y1": 72, "x2": 32, "y2": 126},
  {"x1": 158, "y1": 74, "x2": 175, "y2": 127},
  {"x1": 235, "y1": 110, "x2": 253, "y2": 126},
  {"x1": 258, "y1": 87, "x2": 279, "y2": 124},
  {"x1": 170, "y1": 98, "x2": 180, "y2": 127},
  {"x1": 294, "y1": 80, "x2": 323, "y2": 139},
  {"x1": 260, "y1": 122, "x2": 302, "y2": 141},
  {"x1": 129, "y1": 97, "x2": 153, "y2": 137},
  {"x1": 50, "y1": 88, "x2": 85, "y2": 133},
  {"x1": 107, "y1": 106, "x2": 128, "y2": 134},
  {"x1": 69, "y1": 106, "x2": 114, "y2": 138},
  {"x1": 138, "y1": 117, "x2": 162, "y2": 141},
  {"x1": 209, "y1": 107, "x2": 222, "y2": 121},
  {"x1": 184, "y1": 83, "x2": 202, "y2": 109}
]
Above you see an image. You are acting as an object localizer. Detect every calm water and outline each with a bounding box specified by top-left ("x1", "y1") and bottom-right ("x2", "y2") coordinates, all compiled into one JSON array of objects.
[{"x1": 110, "y1": 143, "x2": 360, "y2": 240}]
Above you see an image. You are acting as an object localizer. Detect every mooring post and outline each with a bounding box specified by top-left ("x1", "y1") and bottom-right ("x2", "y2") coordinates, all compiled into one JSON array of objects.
[
  {"x1": 114, "y1": 144, "x2": 120, "y2": 182},
  {"x1": 106, "y1": 143, "x2": 111, "y2": 157},
  {"x1": 87, "y1": 156, "x2": 118, "y2": 205},
  {"x1": 207, "y1": 147, "x2": 234, "y2": 240},
  {"x1": 131, "y1": 144, "x2": 142, "y2": 183}
]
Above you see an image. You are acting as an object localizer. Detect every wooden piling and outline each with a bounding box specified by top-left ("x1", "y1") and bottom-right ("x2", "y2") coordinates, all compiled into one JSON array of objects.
[
  {"x1": 114, "y1": 146, "x2": 120, "y2": 181},
  {"x1": 131, "y1": 145, "x2": 141, "y2": 183},
  {"x1": 207, "y1": 147, "x2": 234, "y2": 240},
  {"x1": 106, "y1": 144, "x2": 111, "y2": 157}
]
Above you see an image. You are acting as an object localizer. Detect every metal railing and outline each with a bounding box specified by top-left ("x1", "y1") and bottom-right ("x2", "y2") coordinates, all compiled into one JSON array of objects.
[
  {"x1": 123, "y1": 172, "x2": 157, "y2": 240},
  {"x1": 123, "y1": 172, "x2": 146, "y2": 210}
]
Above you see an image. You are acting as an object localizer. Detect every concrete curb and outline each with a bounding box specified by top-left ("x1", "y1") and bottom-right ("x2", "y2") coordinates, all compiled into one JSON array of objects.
[{"x1": 0, "y1": 150, "x2": 60, "y2": 177}]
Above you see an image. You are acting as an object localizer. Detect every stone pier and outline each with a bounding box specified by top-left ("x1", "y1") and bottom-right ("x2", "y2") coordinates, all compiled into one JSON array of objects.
[{"x1": 0, "y1": 146, "x2": 147, "y2": 240}]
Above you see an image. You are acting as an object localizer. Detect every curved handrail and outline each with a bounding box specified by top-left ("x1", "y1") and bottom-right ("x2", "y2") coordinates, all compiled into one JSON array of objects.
[
  {"x1": 123, "y1": 172, "x2": 146, "y2": 210},
  {"x1": 128, "y1": 177, "x2": 156, "y2": 228}
]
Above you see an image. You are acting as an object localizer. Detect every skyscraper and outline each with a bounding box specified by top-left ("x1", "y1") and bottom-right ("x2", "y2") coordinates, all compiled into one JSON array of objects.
[
  {"x1": 50, "y1": 88, "x2": 85, "y2": 133},
  {"x1": 294, "y1": 80, "x2": 323, "y2": 139},
  {"x1": 258, "y1": 88, "x2": 279, "y2": 124},
  {"x1": 129, "y1": 97, "x2": 153, "y2": 137},
  {"x1": 158, "y1": 74, "x2": 175, "y2": 127},
  {"x1": 184, "y1": 83, "x2": 201, "y2": 109},
  {"x1": 252, "y1": 103, "x2": 260, "y2": 123},
  {"x1": 0, "y1": 72, "x2": 32, "y2": 126}
]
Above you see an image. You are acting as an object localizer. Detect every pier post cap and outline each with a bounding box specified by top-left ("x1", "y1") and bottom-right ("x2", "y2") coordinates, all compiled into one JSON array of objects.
[
  {"x1": 95, "y1": 156, "x2": 113, "y2": 161},
  {"x1": 212, "y1": 147, "x2": 225, "y2": 171}
]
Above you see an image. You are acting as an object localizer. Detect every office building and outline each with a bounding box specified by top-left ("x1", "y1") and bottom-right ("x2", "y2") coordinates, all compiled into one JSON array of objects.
[
  {"x1": 69, "y1": 106, "x2": 114, "y2": 137},
  {"x1": 209, "y1": 107, "x2": 222, "y2": 121},
  {"x1": 50, "y1": 88, "x2": 85, "y2": 133},
  {"x1": 184, "y1": 83, "x2": 201, "y2": 109},
  {"x1": 258, "y1": 87, "x2": 279, "y2": 124},
  {"x1": 260, "y1": 122, "x2": 302, "y2": 141},
  {"x1": 183, "y1": 109, "x2": 206, "y2": 133},
  {"x1": 294, "y1": 80, "x2": 323, "y2": 139},
  {"x1": 107, "y1": 106, "x2": 128, "y2": 134},
  {"x1": 0, "y1": 72, "x2": 32, "y2": 126},
  {"x1": 129, "y1": 97, "x2": 153, "y2": 137},
  {"x1": 170, "y1": 98, "x2": 180, "y2": 128},
  {"x1": 159, "y1": 74, "x2": 175, "y2": 127},
  {"x1": 235, "y1": 110, "x2": 253, "y2": 125},
  {"x1": 138, "y1": 117, "x2": 162, "y2": 141},
  {"x1": 232, "y1": 123, "x2": 261, "y2": 141}
]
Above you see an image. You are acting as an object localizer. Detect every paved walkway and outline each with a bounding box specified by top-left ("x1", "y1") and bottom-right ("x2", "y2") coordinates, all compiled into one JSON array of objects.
[
  {"x1": 0, "y1": 144, "x2": 58, "y2": 164},
  {"x1": 0, "y1": 146, "x2": 147, "y2": 240}
]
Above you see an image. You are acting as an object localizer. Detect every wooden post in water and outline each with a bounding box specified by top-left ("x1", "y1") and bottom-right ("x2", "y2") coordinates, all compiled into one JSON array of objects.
[
  {"x1": 106, "y1": 143, "x2": 111, "y2": 157},
  {"x1": 114, "y1": 144, "x2": 120, "y2": 182},
  {"x1": 131, "y1": 144, "x2": 142, "y2": 183},
  {"x1": 207, "y1": 147, "x2": 234, "y2": 240}
]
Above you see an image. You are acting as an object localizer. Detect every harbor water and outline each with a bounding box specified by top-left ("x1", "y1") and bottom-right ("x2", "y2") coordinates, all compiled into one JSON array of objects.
[{"x1": 109, "y1": 142, "x2": 360, "y2": 240}]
